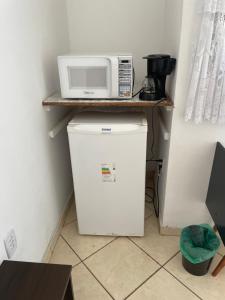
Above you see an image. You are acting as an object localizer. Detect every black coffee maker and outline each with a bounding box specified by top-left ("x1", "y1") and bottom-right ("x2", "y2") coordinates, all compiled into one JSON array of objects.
[{"x1": 139, "y1": 54, "x2": 176, "y2": 101}]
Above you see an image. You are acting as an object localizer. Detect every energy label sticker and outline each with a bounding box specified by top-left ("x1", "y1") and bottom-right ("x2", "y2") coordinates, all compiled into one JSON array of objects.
[{"x1": 101, "y1": 163, "x2": 116, "y2": 182}]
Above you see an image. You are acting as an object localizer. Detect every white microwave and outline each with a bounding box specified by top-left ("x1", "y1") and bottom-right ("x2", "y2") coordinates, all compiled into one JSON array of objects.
[{"x1": 58, "y1": 55, "x2": 133, "y2": 99}]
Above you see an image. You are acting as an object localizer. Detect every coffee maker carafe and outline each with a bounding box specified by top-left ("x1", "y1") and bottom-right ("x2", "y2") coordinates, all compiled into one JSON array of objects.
[{"x1": 139, "y1": 54, "x2": 176, "y2": 101}]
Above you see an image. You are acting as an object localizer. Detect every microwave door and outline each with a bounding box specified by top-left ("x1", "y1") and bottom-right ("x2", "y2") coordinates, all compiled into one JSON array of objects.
[{"x1": 65, "y1": 58, "x2": 111, "y2": 99}]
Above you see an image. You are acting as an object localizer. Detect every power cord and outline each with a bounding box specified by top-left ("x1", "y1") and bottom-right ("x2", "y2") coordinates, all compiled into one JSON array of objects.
[
  {"x1": 145, "y1": 160, "x2": 162, "y2": 218},
  {"x1": 146, "y1": 187, "x2": 154, "y2": 202},
  {"x1": 132, "y1": 87, "x2": 144, "y2": 98},
  {"x1": 153, "y1": 98, "x2": 167, "y2": 106},
  {"x1": 145, "y1": 189, "x2": 153, "y2": 204},
  {"x1": 146, "y1": 159, "x2": 163, "y2": 163},
  {"x1": 153, "y1": 162, "x2": 162, "y2": 218},
  {"x1": 150, "y1": 109, "x2": 154, "y2": 159}
]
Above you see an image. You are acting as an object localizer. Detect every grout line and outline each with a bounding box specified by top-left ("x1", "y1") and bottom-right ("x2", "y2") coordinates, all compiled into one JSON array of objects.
[
  {"x1": 162, "y1": 250, "x2": 180, "y2": 267},
  {"x1": 82, "y1": 237, "x2": 119, "y2": 262},
  {"x1": 60, "y1": 235, "x2": 115, "y2": 299},
  {"x1": 162, "y1": 252, "x2": 203, "y2": 300},
  {"x1": 124, "y1": 267, "x2": 162, "y2": 300},
  {"x1": 60, "y1": 235, "x2": 83, "y2": 261},
  {"x1": 128, "y1": 237, "x2": 162, "y2": 266},
  {"x1": 72, "y1": 260, "x2": 83, "y2": 268},
  {"x1": 61, "y1": 221, "x2": 119, "y2": 263},
  {"x1": 163, "y1": 267, "x2": 203, "y2": 300},
  {"x1": 82, "y1": 261, "x2": 115, "y2": 300},
  {"x1": 60, "y1": 234, "x2": 118, "y2": 263}
]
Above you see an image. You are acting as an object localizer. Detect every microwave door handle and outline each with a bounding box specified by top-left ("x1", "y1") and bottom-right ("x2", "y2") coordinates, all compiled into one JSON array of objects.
[{"x1": 109, "y1": 57, "x2": 119, "y2": 98}]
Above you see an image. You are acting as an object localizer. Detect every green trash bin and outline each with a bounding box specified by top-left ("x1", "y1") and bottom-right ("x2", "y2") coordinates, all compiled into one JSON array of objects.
[{"x1": 180, "y1": 224, "x2": 220, "y2": 276}]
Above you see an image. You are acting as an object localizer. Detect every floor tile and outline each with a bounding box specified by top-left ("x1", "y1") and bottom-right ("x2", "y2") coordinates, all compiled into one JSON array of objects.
[
  {"x1": 218, "y1": 246, "x2": 225, "y2": 256},
  {"x1": 49, "y1": 236, "x2": 80, "y2": 266},
  {"x1": 128, "y1": 268, "x2": 199, "y2": 300},
  {"x1": 131, "y1": 216, "x2": 179, "y2": 265},
  {"x1": 71, "y1": 263, "x2": 112, "y2": 300},
  {"x1": 218, "y1": 245, "x2": 225, "y2": 256},
  {"x1": 64, "y1": 200, "x2": 77, "y2": 225},
  {"x1": 61, "y1": 222, "x2": 115, "y2": 260},
  {"x1": 165, "y1": 252, "x2": 225, "y2": 300},
  {"x1": 85, "y1": 237, "x2": 160, "y2": 300}
]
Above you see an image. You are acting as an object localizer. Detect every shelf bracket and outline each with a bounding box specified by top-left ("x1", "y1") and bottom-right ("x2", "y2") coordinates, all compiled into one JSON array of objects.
[{"x1": 49, "y1": 112, "x2": 74, "y2": 139}]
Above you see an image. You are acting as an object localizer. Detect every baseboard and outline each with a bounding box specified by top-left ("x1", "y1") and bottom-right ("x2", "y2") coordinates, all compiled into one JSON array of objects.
[
  {"x1": 42, "y1": 190, "x2": 74, "y2": 263},
  {"x1": 160, "y1": 225, "x2": 181, "y2": 236}
]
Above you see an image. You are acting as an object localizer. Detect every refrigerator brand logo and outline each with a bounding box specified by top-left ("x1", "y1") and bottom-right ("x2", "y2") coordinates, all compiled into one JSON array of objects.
[{"x1": 101, "y1": 128, "x2": 112, "y2": 132}]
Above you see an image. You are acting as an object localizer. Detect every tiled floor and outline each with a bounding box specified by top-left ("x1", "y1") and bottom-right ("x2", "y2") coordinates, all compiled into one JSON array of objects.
[{"x1": 49, "y1": 200, "x2": 225, "y2": 300}]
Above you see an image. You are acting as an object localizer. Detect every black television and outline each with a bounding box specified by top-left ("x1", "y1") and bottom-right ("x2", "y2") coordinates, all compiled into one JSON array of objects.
[{"x1": 206, "y1": 142, "x2": 225, "y2": 245}]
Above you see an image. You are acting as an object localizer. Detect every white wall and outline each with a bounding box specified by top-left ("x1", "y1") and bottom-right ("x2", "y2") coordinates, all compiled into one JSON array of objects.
[
  {"x1": 0, "y1": 0, "x2": 73, "y2": 262},
  {"x1": 66, "y1": 0, "x2": 169, "y2": 168},
  {"x1": 66, "y1": 0, "x2": 166, "y2": 85},
  {"x1": 157, "y1": 0, "x2": 183, "y2": 224},
  {"x1": 161, "y1": 0, "x2": 225, "y2": 228}
]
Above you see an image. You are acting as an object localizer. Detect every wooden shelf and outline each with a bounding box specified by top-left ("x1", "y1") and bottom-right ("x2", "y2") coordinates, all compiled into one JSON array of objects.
[{"x1": 42, "y1": 93, "x2": 173, "y2": 108}]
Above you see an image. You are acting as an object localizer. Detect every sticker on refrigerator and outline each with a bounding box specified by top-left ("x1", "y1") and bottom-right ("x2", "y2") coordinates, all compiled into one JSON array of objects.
[{"x1": 101, "y1": 163, "x2": 116, "y2": 182}]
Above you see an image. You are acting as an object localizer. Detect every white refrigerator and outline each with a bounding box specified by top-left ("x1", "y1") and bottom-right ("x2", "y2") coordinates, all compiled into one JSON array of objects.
[{"x1": 67, "y1": 112, "x2": 147, "y2": 236}]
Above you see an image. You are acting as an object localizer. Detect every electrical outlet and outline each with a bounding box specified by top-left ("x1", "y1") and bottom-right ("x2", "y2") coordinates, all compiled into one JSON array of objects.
[{"x1": 4, "y1": 229, "x2": 17, "y2": 259}]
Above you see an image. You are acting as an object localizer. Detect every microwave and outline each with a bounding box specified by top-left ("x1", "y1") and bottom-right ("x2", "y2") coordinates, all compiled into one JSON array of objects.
[{"x1": 58, "y1": 55, "x2": 133, "y2": 99}]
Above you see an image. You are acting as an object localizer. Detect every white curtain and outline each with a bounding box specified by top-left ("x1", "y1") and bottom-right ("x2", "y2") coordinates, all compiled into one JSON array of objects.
[{"x1": 185, "y1": 0, "x2": 225, "y2": 124}]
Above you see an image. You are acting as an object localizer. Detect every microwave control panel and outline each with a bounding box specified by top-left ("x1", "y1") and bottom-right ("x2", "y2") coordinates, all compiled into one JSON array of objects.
[{"x1": 118, "y1": 57, "x2": 133, "y2": 98}]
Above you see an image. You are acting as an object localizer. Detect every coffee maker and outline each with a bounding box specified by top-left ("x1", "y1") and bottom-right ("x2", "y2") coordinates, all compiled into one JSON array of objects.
[{"x1": 139, "y1": 54, "x2": 176, "y2": 101}]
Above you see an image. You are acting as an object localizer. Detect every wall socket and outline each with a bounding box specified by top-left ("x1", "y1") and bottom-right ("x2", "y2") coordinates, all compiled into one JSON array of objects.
[{"x1": 4, "y1": 229, "x2": 17, "y2": 259}]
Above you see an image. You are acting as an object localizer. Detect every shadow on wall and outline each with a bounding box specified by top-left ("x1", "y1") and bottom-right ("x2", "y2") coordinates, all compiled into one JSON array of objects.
[{"x1": 39, "y1": 52, "x2": 73, "y2": 220}]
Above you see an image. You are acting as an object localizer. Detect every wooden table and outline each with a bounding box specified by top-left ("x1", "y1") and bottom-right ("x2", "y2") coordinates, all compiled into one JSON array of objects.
[{"x1": 0, "y1": 260, "x2": 74, "y2": 300}]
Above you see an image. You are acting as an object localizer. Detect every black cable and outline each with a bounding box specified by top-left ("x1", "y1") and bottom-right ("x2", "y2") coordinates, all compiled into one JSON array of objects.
[
  {"x1": 146, "y1": 191, "x2": 153, "y2": 198},
  {"x1": 132, "y1": 87, "x2": 144, "y2": 98},
  {"x1": 150, "y1": 109, "x2": 154, "y2": 159},
  {"x1": 145, "y1": 192, "x2": 153, "y2": 204},
  {"x1": 152, "y1": 174, "x2": 160, "y2": 218},
  {"x1": 132, "y1": 68, "x2": 135, "y2": 92},
  {"x1": 146, "y1": 186, "x2": 154, "y2": 189},
  {"x1": 146, "y1": 159, "x2": 163, "y2": 163},
  {"x1": 146, "y1": 199, "x2": 153, "y2": 204},
  {"x1": 156, "y1": 175, "x2": 160, "y2": 216},
  {"x1": 153, "y1": 98, "x2": 167, "y2": 106}
]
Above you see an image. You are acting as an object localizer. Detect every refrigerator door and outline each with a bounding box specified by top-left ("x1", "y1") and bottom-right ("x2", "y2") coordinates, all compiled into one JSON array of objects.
[{"x1": 67, "y1": 112, "x2": 147, "y2": 236}]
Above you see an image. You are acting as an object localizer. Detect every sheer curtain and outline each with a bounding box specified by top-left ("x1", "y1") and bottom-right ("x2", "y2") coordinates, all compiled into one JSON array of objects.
[{"x1": 185, "y1": 0, "x2": 225, "y2": 124}]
